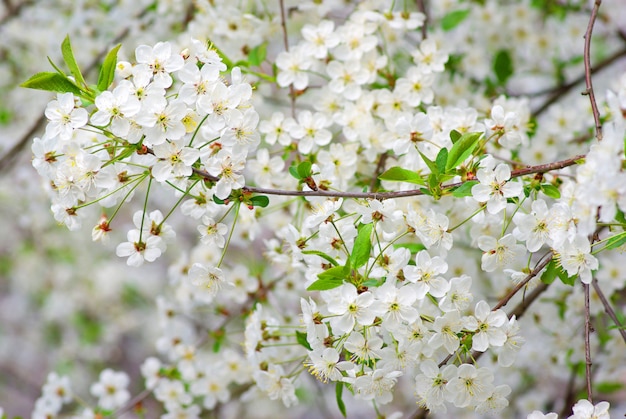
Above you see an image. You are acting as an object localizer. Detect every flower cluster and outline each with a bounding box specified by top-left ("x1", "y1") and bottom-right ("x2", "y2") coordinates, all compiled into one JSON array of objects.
[{"x1": 8, "y1": 0, "x2": 626, "y2": 418}]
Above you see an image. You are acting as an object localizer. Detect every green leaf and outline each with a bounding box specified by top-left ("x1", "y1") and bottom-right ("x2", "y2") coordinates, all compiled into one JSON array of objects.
[
  {"x1": 449, "y1": 129, "x2": 462, "y2": 144},
  {"x1": 21, "y1": 72, "x2": 82, "y2": 95},
  {"x1": 289, "y1": 165, "x2": 300, "y2": 179},
  {"x1": 558, "y1": 268, "x2": 577, "y2": 286},
  {"x1": 295, "y1": 330, "x2": 313, "y2": 351},
  {"x1": 48, "y1": 56, "x2": 66, "y2": 76},
  {"x1": 419, "y1": 151, "x2": 438, "y2": 175},
  {"x1": 441, "y1": 9, "x2": 470, "y2": 31},
  {"x1": 61, "y1": 35, "x2": 87, "y2": 87},
  {"x1": 540, "y1": 260, "x2": 560, "y2": 285},
  {"x1": 451, "y1": 180, "x2": 478, "y2": 197},
  {"x1": 446, "y1": 132, "x2": 482, "y2": 172},
  {"x1": 307, "y1": 276, "x2": 344, "y2": 291},
  {"x1": 350, "y1": 223, "x2": 373, "y2": 269},
  {"x1": 361, "y1": 279, "x2": 382, "y2": 287},
  {"x1": 393, "y1": 242, "x2": 426, "y2": 253},
  {"x1": 378, "y1": 166, "x2": 425, "y2": 185},
  {"x1": 297, "y1": 161, "x2": 312, "y2": 178},
  {"x1": 436, "y1": 147, "x2": 448, "y2": 174},
  {"x1": 335, "y1": 382, "x2": 347, "y2": 418},
  {"x1": 595, "y1": 381, "x2": 623, "y2": 393},
  {"x1": 493, "y1": 49, "x2": 514, "y2": 85},
  {"x1": 97, "y1": 43, "x2": 121, "y2": 92},
  {"x1": 301, "y1": 250, "x2": 339, "y2": 266},
  {"x1": 308, "y1": 265, "x2": 349, "y2": 291},
  {"x1": 540, "y1": 184, "x2": 561, "y2": 199},
  {"x1": 249, "y1": 195, "x2": 270, "y2": 208},
  {"x1": 212, "y1": 330, "x2": 225, "y2": 352},
  {"x1": 248, "y1": 43, "x2": 267, "y2": 67},
  {"x1": 604, "y1": 231, "x2": 626, "y2": 251}
]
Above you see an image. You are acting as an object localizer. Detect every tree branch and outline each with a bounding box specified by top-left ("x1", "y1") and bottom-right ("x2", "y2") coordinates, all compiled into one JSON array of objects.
[
  {"x1": 583, "y1": 282, "x2": 593, "y2": 402},
  {"x1": 278, "y1": 0, "x2": 296, "y2": 119},
  {"x1": 493, "y1": 252, "x2": 553, "y2": 311},
  {"x1": 583, "y1": 0, "x2": 603, "y2": 141},
  {"x1": 191, "y1": 154, "x2": 585, "y2": 200},
  {"x1": 592, "y1": 278, "x2": 626, "y2": 344},
  {"x1": 416, "y1": 0, "x2": 428, "y2": 40}
]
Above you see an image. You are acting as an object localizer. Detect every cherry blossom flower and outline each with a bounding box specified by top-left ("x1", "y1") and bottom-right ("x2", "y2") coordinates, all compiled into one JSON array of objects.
[
  {"x1": 472, "y1": 161, "x2": 522, "y2": 214},
  {"x1": 305, "y1": 347, "x2": 354, "y2": 383},
  {"x1": 568, "y1": 399, "x2": 610, "y2": 419},
  {"x1": 466, "y1": 300, "x2": 508, "y2": 352},
  {"x1": 557, "y1": 235, "x2": 599, "y2": 284},
  {"x1": 44, "y1": 92, "x2": 88, "y2": 141},
  {"x1": 446, "y1": 364, "x2": 494, "y2": 408},
  {"x1": 89, "y1": 369, "x2": 130, "y2": 410},
  {"x1": 134, "y1": 41, "x2": 184, "y2": 88},
  {"x1": 326, "y1": 283, "x2": 376, "y2": 334},
  {"x1": 116, "y1": 229, "x2": 163, "y2": 266}
]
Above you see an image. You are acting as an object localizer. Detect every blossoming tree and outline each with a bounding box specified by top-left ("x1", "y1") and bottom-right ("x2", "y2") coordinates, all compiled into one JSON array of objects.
[{"x1": 2, "y1": 0, "x2": 625, "y2": 418}]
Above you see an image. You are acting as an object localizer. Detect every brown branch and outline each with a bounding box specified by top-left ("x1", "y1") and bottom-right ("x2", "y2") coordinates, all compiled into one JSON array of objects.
[
  {"x1": 416, "y1": 0, "x2": 428, "y2": 40},
  {"x1": 192, "y1": 154, "x2": 584, "y2": 200},
  {"x1": 583, "y1": 282, "x2": 593, "y2": 402},
  {"x1": 592, "y1": 278, "x2": 626, "y2": 344},
  {"x1": 278, "y1": 0, "x2": 296, "y2": 119},
  {"x1": 369, "y1": 151, "x2": 389, "y2": 192},
  {"x1": 531, "y1": 46, "x2": 626, "y2": 117},
  {"x1": 493, "y1": 252, "x2": 553, "y2": 311},
  {"x1": 583, "y1": 0, "x2": 603, "y2": 141},
  {"x1": 112, "y1": 388, "x2": 152, "y2": 417},
  {"x1": 0, "y1": 0, "x2": 33, "y2": 26}
]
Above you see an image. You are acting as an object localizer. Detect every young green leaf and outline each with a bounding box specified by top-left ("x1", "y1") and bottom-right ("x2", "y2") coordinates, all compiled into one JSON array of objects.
[
  {"x1": 301, "y1": 250, "x2": 339, "y2": 266},
  {"x1": 307, "y1": 276, "x2": 344, "y2": 291},
  {"x1": 540, "y1": 184, "x2": 561, "y2": 199},
  {"x1": 336, "y1": 382, "x2": 347, "y2": 418},
  {"x1": 419, "y1": 151, "x2": 438, "y2": 175},
  {"x1": 61, "y1": 35, "x2": 87, "y2": 87},
  {"x1": 446, "y1": 132, "x2": 482, "y2": 172},
  {"x1": 295, "y1": 330, "x2": 313, "y2": 351},
  {"x1": 289, "y1": 165, "x2": 300, "y2": 180},
  {"x1": 603, "y1": 231, "x2": 626, "y2": 251},
  {"x1": 297, "y1": 161, "x2": 313, "y2": 178},
  {"x1": 21, "y1": 72, "x2": 82, "y2": 95},
  {"x1": 449, "y1": 129, "x2": 462, "y2": 144},
  {"x1": 249, "y1": 195, "x2": 270, "y2": 208},
  {"x1": 451, "y1": 180, "x2": 478, "y2": 197},
  {"x1": 350, "y1": 223, "x2": 373, "y2": 270},
  {"x1": 248, "y1": 43, "x2": 267, "y2": 67},
  {"x1": 97, "y1": 43, "x2": 122, "y2": 92},
  {"x1": 441, "y1": 9, "x2": 471, "y2": 31},
  {"x1": 493, "y1": 49, "x2": 514, "y2": 85},
  {"x1": 378, "y1": 166, "x2": 425, "y2": 185},
  {"x1": 540, "y1": 260, "x2": 560, "y2": 285},
  {"x1": 392, "y1": 242, "x2": 426, "y2": 253},
  {"x1": 436, "y1": 147, "x2": 448, "y2": 174}
]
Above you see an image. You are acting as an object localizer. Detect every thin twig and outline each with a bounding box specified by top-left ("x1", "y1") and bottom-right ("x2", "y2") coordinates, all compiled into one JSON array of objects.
[
  {"x1": 416, "y1": 0, "x2": 428, "y2": 40},
  {"x1": 0, "y1": 0, "x2": 33, "y2": 26},
  {"x1": 278, "y1": 0, "x2": 296, "y2": 118},
  {"x1": 472, "y1": 281, "x2": 550, "y2": 363},
  {"x1": 582, "y1": 0, "x2": 603, "y2": 141},
  {"x1": 592, "y1": 278, "x2": 626, "y2": 344},
  {"x1": 493, "y1": 252, "x2": 553, "y2": 311},
  {"x1": 583, "y1": 283, "x2": 593, "y2": 402},
  {"x1": 530, "y1": 46, "x2": 626, "y2": 117},
  {"x1": 192, "y1": 154, "x2": 585, "y2": 200},
  {"x1": 112, "y1": 388, "x2": 152, "y2": 417}
]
